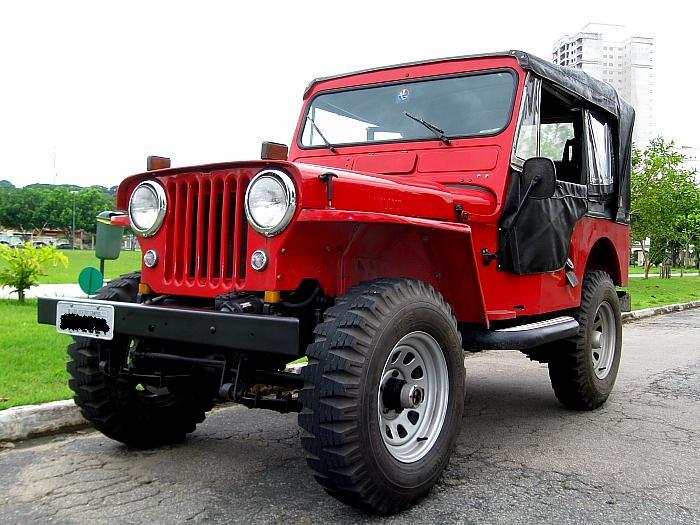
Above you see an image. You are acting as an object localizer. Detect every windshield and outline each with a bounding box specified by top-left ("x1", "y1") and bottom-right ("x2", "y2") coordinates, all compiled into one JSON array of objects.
[{"x1": 300, "y1": 70, "x2": 517, "y2": 148}]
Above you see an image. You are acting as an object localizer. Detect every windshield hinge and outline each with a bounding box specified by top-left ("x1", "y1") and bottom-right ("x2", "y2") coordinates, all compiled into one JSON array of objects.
[{"x1": 454, "y1": 204, "x2": 469, "y2": 223}]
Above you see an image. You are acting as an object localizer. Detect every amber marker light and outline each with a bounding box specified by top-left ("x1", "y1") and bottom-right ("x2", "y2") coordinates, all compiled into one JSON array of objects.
[
  {"x1": 147, "y1": 156, "x2": 171, "y2": 171},
  {"x1": 264, "y1": 291, "x2": 281, "y2": 304}
]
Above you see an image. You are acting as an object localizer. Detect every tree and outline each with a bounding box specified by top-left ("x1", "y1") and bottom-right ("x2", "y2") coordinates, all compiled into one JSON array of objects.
[
  {"x1": 0, "y1": 185, "x2": 115, "y2": 233},
  {"x1": 631, "y1": 137, "x2": 699, "y2": 278},
  {"x1": 675, "y1": 211, "x2": 700, "y2": 274},
  {"x1": 74, "y1": 188, "x2": 115, "y2": 232},
  {"x1": 0, "y1": 243, "x2": 68, "y2": 302}
]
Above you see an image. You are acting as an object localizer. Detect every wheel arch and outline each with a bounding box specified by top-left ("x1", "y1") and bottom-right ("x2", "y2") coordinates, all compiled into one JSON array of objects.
[{"x1": 584, "y1": 237, "x2": 623, "y2": 286}]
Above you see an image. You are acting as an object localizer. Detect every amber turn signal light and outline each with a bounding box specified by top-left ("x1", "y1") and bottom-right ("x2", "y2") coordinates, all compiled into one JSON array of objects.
[
  {"x1": 147, "y1": 156, "x2": 171, "y2": 171},
  {"x1": 260, "y1": 141, "x2": 288, "y2": 161},
  {"x1": 264, "y1": 290, "x2": 281, "y2": 304}
]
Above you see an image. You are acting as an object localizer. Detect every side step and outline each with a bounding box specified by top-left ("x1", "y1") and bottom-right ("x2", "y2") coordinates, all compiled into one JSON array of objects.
[{"x1": 462, "y1": 316, "x2": 579, "y2": 351}]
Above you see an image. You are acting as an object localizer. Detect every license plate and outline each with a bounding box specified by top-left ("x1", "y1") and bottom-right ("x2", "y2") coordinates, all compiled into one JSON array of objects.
[{"x1": 56, "y1": 301, "x2": 114, "y2": 340}]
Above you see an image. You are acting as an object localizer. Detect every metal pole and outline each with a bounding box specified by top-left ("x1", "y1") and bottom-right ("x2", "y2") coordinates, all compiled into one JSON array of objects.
[{"x1": 72, "y1": 192, "x2": 77, "y2": 249}]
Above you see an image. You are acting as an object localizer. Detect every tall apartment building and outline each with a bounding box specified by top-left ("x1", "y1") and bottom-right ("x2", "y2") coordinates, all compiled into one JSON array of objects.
[{"x1": 552, "y1": 23, "x2": 654, "y2": 146}]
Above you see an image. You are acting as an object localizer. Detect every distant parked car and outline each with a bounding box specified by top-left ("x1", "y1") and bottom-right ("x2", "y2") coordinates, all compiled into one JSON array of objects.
[
  {"x1": 56, "y1": 241, "x2": 74, "y2": 250},
  {"x1": 0, "y1": 240, "x2": 9, "y2": 246},
  {"x1": 32, "y1": 241, "x2": 49, "y2": 247}
]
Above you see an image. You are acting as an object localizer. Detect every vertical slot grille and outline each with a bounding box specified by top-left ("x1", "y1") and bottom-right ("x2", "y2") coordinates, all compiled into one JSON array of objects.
[{"x1": 163, "y1": 172, "x2": 246, "y2": 289}]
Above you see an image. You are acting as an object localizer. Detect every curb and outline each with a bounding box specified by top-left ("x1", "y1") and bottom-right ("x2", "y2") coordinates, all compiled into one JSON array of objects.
[
  {"x1": 2, "y1": 300, "x2": 699, "y2": 443},
  {"x1": 0, "y1": 400, "x2": 87, "y2": 442},
  {"x1": 621, "y1": 299, "x2": 700, "y2": 323}
]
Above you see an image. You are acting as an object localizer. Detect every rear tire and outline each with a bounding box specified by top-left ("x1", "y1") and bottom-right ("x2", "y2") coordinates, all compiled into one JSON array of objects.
[
  {"x1": 299, "y1": 279, "x2": 465, "y2": 514},
  {"x1": 67, "y1": 272, "x2": 214, "y2": 448},
  {"x1": 548, "y1": 271, "x2": 622, "y2": 410}
]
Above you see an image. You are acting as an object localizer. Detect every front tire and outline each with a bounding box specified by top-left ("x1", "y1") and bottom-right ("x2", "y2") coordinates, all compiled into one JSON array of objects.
[
  {"x1": 299, "y1": 279, "x2": 465, "y2": 514},
  {"x1": 548, "y1": 271, "x2": 622, "y2": 410},
  {"x1": 67, "y1": 272, "x2": 214, "y2": 448}
]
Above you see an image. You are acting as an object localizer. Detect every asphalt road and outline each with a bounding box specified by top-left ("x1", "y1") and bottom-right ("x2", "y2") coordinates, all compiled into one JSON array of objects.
[{"x1": 1, "y1": 310, "x2": 698, "y2": 525}]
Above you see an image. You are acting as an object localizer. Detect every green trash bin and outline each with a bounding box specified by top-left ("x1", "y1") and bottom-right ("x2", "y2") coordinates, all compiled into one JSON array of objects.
[{"x1": 95, "y1": 211, "x2": 124, "y2": 261}]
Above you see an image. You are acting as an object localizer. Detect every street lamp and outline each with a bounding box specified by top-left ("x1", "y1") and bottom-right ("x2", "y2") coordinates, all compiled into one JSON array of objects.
[{"x1": 71, "y1": 190, "x2": 78, "y2": 249}]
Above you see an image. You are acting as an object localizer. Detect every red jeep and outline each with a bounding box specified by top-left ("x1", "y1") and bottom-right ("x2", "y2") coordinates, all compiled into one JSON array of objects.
[{"x1": 39, "y1": 50, "x2": 633, "y2": 514}]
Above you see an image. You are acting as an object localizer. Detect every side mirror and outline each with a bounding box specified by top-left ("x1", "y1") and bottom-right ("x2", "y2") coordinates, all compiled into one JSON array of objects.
[
  {"x1": 261, "y1": 141, "x2": 289, "y2": 161},
  {"x1": 522, "y1": 157, "x2": 557, "y2": 199}
]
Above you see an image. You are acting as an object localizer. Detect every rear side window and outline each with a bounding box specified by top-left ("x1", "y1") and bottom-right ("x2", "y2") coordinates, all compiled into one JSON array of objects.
[{"x1": 585, "y1": 111, "x2": 614, "y2": 193}]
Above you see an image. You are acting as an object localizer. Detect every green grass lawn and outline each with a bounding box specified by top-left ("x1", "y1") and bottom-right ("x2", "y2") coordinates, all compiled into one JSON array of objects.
[
  {"x1": 0, "y1": 249, "x2": 142, "y2": 286},
  {"x1": 0, "y1": 299, "x2": 72, "y2": 410},
  {"x1": 37, "y1": 249, "x2": 142, "y2": 284},
  {"x1": 623, "y1": 275, "x2": 700, "y2": 310}
]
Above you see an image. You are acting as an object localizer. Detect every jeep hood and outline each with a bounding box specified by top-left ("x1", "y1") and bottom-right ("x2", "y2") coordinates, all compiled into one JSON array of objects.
[{"x1": 116, "y1": 160, "x2": 496, "y2": 220}]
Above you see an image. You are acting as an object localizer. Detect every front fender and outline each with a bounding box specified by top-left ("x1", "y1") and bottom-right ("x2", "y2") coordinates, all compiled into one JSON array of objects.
[{"x1": 289, "y1": 209, "x2": 488, "y2": 326}]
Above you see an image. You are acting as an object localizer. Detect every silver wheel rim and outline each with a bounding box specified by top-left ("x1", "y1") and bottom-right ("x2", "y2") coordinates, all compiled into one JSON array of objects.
[
  {"x1": 377, "y1": 331, "x2": 449, "y2": 463},
  {"x1": 591, "y1": 301, "x2": 616, "y2": 380}
]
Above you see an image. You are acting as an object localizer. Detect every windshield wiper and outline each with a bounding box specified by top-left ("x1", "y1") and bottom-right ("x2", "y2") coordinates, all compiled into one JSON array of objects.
[
  {"x1": 306, "y1": 116, "x2": 337, "y2": 153},
  {"x1": 403, "y1": 112, "x2": 451, "y2": 145}
]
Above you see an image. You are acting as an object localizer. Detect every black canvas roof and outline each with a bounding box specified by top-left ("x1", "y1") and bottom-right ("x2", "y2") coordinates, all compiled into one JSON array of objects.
[{"x1": 304, "y1": 50, "x2": 634, "y2": 223}]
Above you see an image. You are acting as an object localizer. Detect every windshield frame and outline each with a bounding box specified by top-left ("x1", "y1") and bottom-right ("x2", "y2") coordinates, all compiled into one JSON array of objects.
[{"x1": 297, "y1": 67, "x2": 519, "y2": 150}]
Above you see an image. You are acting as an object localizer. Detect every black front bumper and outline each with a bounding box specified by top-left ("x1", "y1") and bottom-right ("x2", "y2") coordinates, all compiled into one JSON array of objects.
[{"x1": 37, "y1": 297, "x2": 300, "y2": 356}]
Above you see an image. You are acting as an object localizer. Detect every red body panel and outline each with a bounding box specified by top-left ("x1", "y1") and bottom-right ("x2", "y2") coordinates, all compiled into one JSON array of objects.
[{"x1": 117, "y1": 55, "x2": 629, "y2": 326}]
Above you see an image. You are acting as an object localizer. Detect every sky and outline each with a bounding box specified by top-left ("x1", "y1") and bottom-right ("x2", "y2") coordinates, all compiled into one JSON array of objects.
[{"x1": 0, "y1": 1, "x2": 696, "y2": 188}]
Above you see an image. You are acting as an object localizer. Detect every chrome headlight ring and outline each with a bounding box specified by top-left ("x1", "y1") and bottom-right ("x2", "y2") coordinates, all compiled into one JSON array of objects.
[
  {"x1": 244, "y1": 169, "x2": 297, "y2": 237},
  {"x1": 128, "y1": 180, "x2": 167, "y2": 237}
]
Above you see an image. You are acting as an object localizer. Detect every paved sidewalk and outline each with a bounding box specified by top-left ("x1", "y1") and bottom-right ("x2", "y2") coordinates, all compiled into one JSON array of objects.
[{"x1": 0, "y1": 284, "x2": 87, "y2": 300}]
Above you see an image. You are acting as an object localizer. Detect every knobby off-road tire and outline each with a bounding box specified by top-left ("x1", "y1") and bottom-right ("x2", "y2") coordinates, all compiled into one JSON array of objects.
[
  {"x1": 548, "y1": 271, "x2": 622, "y2": 410},
  {"x1": 299, "y1": 279, "x2": 465, "y2": 514},
  {"x1": 67, "y1": 272, "x2": 214, "y2": 448}
]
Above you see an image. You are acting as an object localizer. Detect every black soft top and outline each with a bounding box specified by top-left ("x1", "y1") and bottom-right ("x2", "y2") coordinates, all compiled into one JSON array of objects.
[
  {"x1": 514, "y1": 51, "x2": 634, "y2": 223},
  {"x1": 305, "y1": 50, "x2": 634, "y2": 223}
]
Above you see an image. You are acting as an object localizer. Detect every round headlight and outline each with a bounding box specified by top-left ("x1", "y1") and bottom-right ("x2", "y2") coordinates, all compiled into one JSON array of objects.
[
  {"x1": 244, "y1": 169, "x2": 296, "y2": 236},
  {"x1": 128, "y1": 181, "x2": 167, "y2": 237}
]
